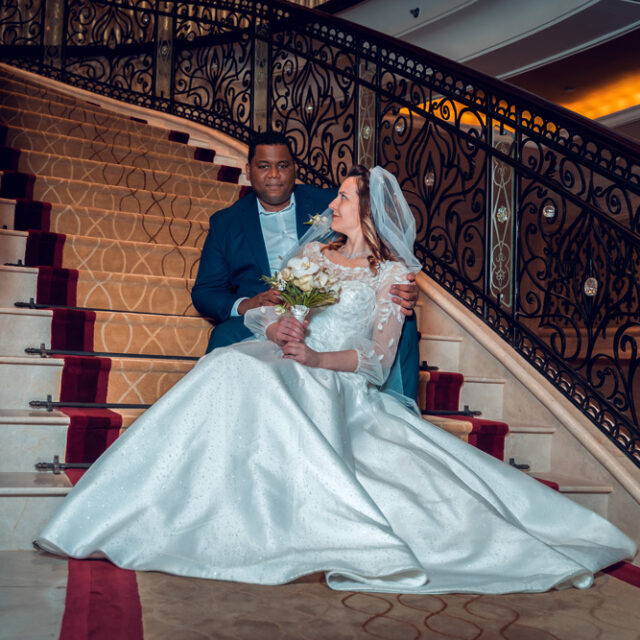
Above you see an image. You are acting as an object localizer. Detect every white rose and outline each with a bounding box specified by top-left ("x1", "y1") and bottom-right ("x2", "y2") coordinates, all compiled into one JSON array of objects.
[
  {"x1": 288, "y1": 256, "x2": 320, "y2": 278},
  {"x1": 313, "y1": 271, "x2": 329, "y2": 288},
  {"x1": 280, "y1": 266, "x2": 293, "y2": 281},
  {"x1": 295, "y1": 274, "x2": 313, "y2": 291}
]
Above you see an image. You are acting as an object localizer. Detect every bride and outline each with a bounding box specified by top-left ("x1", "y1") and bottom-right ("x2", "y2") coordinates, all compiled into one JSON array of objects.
[{"x1": 36, "y1": 165, "x2": 635, "y2": 594}]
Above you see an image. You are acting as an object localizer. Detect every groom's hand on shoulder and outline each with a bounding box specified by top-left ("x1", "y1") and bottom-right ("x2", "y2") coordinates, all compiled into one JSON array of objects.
[
  {"x1": 238, "y1": 289, "x2": 282, "y2": 315},
  {"x1": 390, "y1": 272, "x2": 418, "y2": 317}
]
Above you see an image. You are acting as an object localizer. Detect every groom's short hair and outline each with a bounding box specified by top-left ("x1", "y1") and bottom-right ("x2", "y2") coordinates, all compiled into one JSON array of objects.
[{"x1": 248, "y1": 131, "x2": 294, "y2": 163}]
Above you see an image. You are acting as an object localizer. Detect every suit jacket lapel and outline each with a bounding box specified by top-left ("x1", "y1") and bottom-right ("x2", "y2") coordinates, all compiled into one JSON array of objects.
[
  {"x1": 294, "y1": 187, "x2": 311, "y2": 239},
  {"x1": 241, "y1": 194, "x2": 271, "y2": 276}
]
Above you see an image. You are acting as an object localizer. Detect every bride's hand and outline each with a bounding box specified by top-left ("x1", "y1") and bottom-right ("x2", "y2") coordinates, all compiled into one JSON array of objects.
[
  {"x1": 282, "y1": 341, "x2": 321, "y2": 367},
  {"x1": 266, "y1": 317, "x2": 308, "y2": 347}
]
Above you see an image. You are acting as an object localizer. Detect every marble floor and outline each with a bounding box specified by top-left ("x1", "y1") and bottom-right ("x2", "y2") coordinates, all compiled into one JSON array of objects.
[
  {"x1": 0, "y1": 551, "x2": 67, "y2": 640},
  {"x1": 2, "y1": 550, "x2": 640, "y2": 640}
]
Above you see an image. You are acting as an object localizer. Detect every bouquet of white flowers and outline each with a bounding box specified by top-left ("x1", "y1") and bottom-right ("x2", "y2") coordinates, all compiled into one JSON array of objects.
[{"x1": 262, "y1": 255, "x2": 339, "y2": 322}]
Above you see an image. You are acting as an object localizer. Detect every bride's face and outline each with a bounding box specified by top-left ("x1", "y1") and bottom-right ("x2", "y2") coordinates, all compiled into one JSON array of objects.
[{"x1": 329, "y1": 177, "x2": 361, "y2": 237}]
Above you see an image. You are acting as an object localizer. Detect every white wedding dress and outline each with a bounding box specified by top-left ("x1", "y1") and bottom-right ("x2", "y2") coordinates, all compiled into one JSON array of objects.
[{"x1": 37, "y1": 243, "x2": 636, "y2": 594}]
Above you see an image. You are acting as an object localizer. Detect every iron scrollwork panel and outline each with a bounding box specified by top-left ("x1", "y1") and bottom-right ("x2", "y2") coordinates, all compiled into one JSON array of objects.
[
  {"x1": 380, "y1": 84, "x2": 487, "y2": 292},
  {"x1": 0, "y1": 0, "x2": 45, "y2": 47},
  {"x1": 518, "y1": 172, "x2": 640, "y2": 457},
  {"x1": 493, "y1": 98, "x2": 640, "y2": 236},
  {"x1": 62, "y1": 0, "x2": 157, "y2": 100},
  {"x1": 269, "y1": 27, "x2": 357, "y2": 187},
  {"x1": 172, "y1": 36, "x2": 253, "y2": 138}
]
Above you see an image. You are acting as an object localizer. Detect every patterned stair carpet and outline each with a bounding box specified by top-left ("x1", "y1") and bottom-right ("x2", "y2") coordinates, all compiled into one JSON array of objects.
[{"x1": 4, "y1": 64, "x2": 638, "y2": 638}]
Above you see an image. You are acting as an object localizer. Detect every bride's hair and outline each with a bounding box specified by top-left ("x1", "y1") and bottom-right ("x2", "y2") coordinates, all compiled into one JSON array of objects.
[{"x1": 323, "y1": 164, "x2": 396, "y2": 272}]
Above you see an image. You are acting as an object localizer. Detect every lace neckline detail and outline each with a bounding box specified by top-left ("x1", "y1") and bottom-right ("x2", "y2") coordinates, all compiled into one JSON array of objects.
[{"x1": 319, "y1": 247, "x2": 371, "y2": 271}]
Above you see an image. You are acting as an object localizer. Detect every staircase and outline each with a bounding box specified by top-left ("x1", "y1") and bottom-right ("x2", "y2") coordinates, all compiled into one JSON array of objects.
[
  {"x1": 0, "y1": 64, "x2": 249, "y2": 548},
  {"x1": 0, "y1": 64, "x2": 636, "y2": 552}
]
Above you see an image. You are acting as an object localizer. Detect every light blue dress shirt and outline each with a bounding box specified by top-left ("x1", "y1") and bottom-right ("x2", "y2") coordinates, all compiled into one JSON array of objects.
[{"x1": 231, "y1": 194, "x2": 298, "y2": 317}]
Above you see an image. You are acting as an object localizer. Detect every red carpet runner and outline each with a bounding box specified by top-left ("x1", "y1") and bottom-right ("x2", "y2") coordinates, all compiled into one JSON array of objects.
[
  {"x1": 60, "y1": 559, "x2": 143, "y2": 640},
  {"x1": 60, "y1": 471, "x2": 143, "y2": 639}
]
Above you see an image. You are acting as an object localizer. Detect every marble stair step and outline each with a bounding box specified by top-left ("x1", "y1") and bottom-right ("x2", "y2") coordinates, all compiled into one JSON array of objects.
[
  {"x1": 0, "y1": 305, "x2": 210, "y2": 359},
  {"x1": 1, "y1": 124, "x2": 244, "y2": 182},
  {"x1": 423, "y1": 415, "x2": 480, "y2": 440},
  {"x1": 2, "y1": 148, "x2": 241, "y2": 201},
  {"x1": 0, "y1": 410, "x2": 69, "y2": 472},
  {"x1": 103, "y1": 356, "x2": 196, "y2": 406},
  {"x1": 0, "y1": 265, "x2": 38, "y2": 310},
  {"x1": 0, "y1": 92, "x2": 197, "y2": 153},
  {"x1": 0, "y1": 105, "x2": 212, "y2": 160},
  {"x1": 0, "y1": 81, "x2": 192, "y2": 140},
  {"x1": 0, "y1": 171, "x2": 228, "y2": 222},
  {"x1": 0, "y1": 472, "x2": 71, "y2": 550},
  {"x1": 459, "y1": 376, "x2": 506, "y2": 419},
  {"x1": 531, "y1": 472, "x2": 613, "y2": 517},
  {"x1": 418, "y1": 414, "x2": 610, "y2": 517},
  {"x1": 0, "y1": 408, "x2": 145, "y2": 474},
  {"x1": 504, "y1": 423, "x2": 556, "y2": 473},
  {"x1": 87, "y1": 311, "x2": 210, "y2": 358},
  {"x1": 418, "y1": 333, "x2": 463, "y2": 371},
  {"x1": 6, "y1": 229, "x2": 203, "y2": 279},
  {"x1": 0, "y1": 356, "x2": 63, "y2": 411},
  {"x1": 0, "y1": 352, "x2": 193, "y2": 411},
  {"x1": 0, "y1": 197, "x2": 209, "y2": 248},
  {"x1": 0, "y1": 196, "x2": 14, "y2": 228},
  {"x1": 0, "y1": 264, "x2": 198, "y2": 316},
  {"x1": 72, "y1": 268, "x2": 197, "y2": 316},
  {"x1": 0, "y1": 307, "x2": 52, "y2": 357},
  {"x1": 0, "y1": 71, "x2": 236, "y2": 161},
  {"x1": 0, "y1": 228, "x2": 26, "y2": 265}
]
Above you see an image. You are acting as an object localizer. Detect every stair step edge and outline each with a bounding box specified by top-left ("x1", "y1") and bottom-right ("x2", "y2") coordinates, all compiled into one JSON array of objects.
[
  {"x1": 532, "y1": 472, "x2": 613, "y2": 493},
  {"x1": 463, "y1": 376, "x2": 507, "y2": 384},
  {"x1": 0, "y1": 264, "x2": 38, "y2": 275},
  {"x1": 8, "y1": 147, "x2": 241, "y2": 190},
  {"x1": 419, "y1": 334, "x2": 464, "y2": 342},
  {"x1": 0, "y1": 472, "x2": 72, "y2": 495},
  {"x1": 0, "y1": 170, "x2": 236, "y2": 204},
  {"x1": 0, "y1": 355, "x2": 64, "y2": 366},
  {"x1": 0, "y1": 229, "x2": 27, "y2": 238},
  {"x1": 0, "y1": 307, "x2": 52, "y2": 318},
  {"x1": 507, "y1": 424, "x2": 556, "y2": 434},
  {"x1": 0, "y1": 409, "x2": 69, "y2": 425}
]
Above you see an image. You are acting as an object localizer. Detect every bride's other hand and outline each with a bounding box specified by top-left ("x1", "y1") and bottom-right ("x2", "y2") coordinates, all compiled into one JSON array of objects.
[
  {"x1": 282, "y1": 341, "x2": 321, "y2": 367},
  {"x1": 266, "y1": 317, "x2": 308, "y2": 347},
  {"x1": 390, "y1": 272, "x2": 418, "y2": 316}
]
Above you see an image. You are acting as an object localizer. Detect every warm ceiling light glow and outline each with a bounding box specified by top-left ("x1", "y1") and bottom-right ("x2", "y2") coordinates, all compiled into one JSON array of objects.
[
  {"x1": 394, "y1": 73, "x2": 639, "y2": 131},
  {"x1": 560, "y1": 73, "x2": 640, "y2": 120}
]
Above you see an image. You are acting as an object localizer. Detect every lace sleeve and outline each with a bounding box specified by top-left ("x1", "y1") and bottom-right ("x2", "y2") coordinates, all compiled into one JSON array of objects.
[
  {"x1": 243, "y1": 306, "x2": 281, "y2": 340},
  {"x1": 343, "y1": 261, "x2": 408, "y2": 386}
]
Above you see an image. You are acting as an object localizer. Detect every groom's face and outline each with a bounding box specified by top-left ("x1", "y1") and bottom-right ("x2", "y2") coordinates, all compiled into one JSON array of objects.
[{"x1": 246, "y1": 144, "x2": 297, "y2": 211}]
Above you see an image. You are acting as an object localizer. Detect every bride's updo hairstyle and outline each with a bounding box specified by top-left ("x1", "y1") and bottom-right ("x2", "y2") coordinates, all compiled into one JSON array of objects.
[{"x1": 324, "y1": 164, "x2": 396, "y2": 273}]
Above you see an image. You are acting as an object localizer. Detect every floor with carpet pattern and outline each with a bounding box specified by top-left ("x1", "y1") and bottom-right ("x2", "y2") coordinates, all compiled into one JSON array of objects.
[{"x1": 2, "y1": 549, "x2": 640, "y2": 639}]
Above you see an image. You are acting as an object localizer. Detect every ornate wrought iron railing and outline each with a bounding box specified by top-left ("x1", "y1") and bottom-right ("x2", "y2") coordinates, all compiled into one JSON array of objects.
[{"x1": 1, "y1": 0, "x2": 639, "y2": 467}]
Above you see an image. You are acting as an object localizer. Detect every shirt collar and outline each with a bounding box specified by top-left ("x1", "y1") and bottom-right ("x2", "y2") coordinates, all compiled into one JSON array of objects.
[{"x1": 257, "y1": 192, "x2": 296, "y2": 216}]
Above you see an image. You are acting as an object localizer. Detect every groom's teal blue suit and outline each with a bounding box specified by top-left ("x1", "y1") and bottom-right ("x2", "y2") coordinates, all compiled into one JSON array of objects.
[{"x1": 191, "y1": 184, "x2": 419, "y2": 399}]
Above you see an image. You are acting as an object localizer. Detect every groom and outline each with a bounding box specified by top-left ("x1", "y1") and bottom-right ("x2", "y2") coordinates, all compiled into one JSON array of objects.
[{"x1": 191, "y1": 131, "x2": 420, "y2": 399}]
